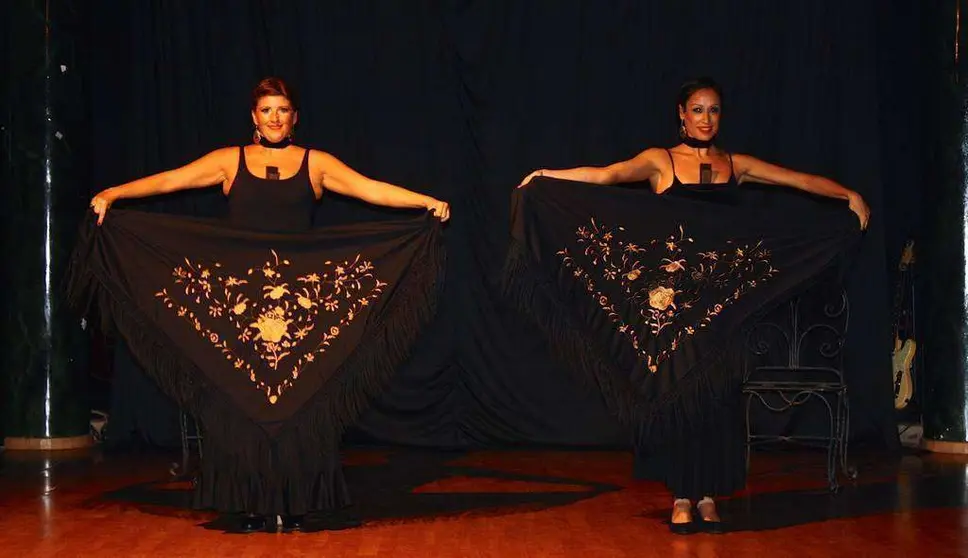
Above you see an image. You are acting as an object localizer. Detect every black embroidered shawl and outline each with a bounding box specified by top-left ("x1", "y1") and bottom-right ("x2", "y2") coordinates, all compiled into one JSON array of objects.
[
  {"x1": 503, "y1": 178, "x2": 860, "y2": 441},
  {"x1": 68, "y1": 210, "x2": 443, "y2": 496}
]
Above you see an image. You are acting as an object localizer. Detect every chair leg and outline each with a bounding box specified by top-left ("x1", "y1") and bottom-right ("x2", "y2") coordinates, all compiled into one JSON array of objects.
[
  {"x1": 839, "y1": 391, "x2": 857, "y2": 481},
  {"x1": 822, "y1": 393, "x2": 839, "y2": 492},
  {"x1": 193, "y1": 416, "x2": 204, "y2": 461},
  {"x1": 744, "y1": 391, "x2": 754, "y2": 477},
  {"x1": 179, "y1": 411, "x2": 190, "y2": 477}
]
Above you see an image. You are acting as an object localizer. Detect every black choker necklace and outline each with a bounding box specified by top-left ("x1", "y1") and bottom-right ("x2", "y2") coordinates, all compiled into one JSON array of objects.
[
  {"x1": 259, "y1": 136, "x2": 293, "y2": 149},
  {"x1": 681, "y1": 135, "x2": 715, "y2": 149}
]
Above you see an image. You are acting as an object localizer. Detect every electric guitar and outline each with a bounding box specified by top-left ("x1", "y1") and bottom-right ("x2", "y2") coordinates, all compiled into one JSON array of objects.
[{"x1": 892, "y1": 240, "x2": 916, "y2": 410}]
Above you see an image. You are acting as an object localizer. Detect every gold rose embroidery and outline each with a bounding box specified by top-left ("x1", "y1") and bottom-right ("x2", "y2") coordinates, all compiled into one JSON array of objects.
[
  {"x1": 156, "y1": 250, "x2": 387, "y2": 404},
  {"x1": 648, "y1": 286, "x2": 676, "y2": 310},
  {"x1": 558, "y1": 219, "x2": 776, "y2": 373},
  {"x1": 250, "y1": 306, "x2": 292, "y2": 343}
]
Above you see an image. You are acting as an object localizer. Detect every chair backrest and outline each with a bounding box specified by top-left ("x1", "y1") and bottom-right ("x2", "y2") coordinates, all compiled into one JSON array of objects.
[{"x1": 743, "y1": 278, "x2": 849, "y2": 384}]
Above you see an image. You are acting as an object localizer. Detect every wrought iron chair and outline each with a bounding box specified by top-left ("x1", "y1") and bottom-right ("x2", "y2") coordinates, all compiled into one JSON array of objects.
[
  {"x1": 742, "y1": 279, "x2": 858, "y2": 491},
  {"x1": 169, "y1": 411, "x2": 203, "y2": 483}
]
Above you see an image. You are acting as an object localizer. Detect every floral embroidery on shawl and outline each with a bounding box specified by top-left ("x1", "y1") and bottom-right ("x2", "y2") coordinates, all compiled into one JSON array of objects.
[
  {"x1": 558, "y1": 219, "x2": 776, "y2": 372},
  {"x1": 156, "y1": 250, "x2": 386, "y2": 404}
]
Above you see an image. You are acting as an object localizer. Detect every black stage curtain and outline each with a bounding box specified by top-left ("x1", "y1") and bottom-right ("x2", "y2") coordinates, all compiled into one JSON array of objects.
[{"x1": 84, "y1": 0, "x2": 904, "y2": 449}]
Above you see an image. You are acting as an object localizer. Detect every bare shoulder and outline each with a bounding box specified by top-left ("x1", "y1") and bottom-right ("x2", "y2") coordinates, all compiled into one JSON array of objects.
[
  {"x1": 726, "y1": 152, "x2": 754, "y2": 174},
  {"x1": 628, "y1": 147, "x2": 671, "y2": 174},
  {"x1": 729, "y1": 152, "x2": 759, "y2": 166},
  {"x1": 635, "y1": 147, "x2": 668, "y2": 163},
  {"x1": 307, "y1": 148, "x2": 342, "y2": 168},
  {"x1": 203, "y1": 146, "x2": 242, "y2": 168}
]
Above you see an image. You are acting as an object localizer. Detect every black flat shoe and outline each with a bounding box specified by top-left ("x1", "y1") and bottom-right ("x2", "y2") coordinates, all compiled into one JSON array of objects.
[
  {"x1": 668, "y1": 499, "x2": 696, "y2": 535},
  {"x1": 240, "y1": 514, "x2": 266, "y2": 533},
  {"x1": 281, "y1": 515, "x2": 304, "y2": 532},
  {"x1": 668, "y1": 519, "x2": 695, "y2": 535},
  {"x1": 696, "y1": 513, "x2": 725, "y2": 534},
  {"x1": 695, "y1": 503, "x2": 725, "y2": 534}
]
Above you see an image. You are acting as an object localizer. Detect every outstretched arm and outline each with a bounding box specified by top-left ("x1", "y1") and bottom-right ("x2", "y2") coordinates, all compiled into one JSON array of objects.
[
  {"x1": 517, "y1": 148, "x2": 663, "y2": 188},
  {"x1": 311, "y1": 150, "x2": 450, "y2": 221},
  {"x1": 90, "y1": 148, "x2": 235, "y2": 225},
  {"x1": 732, "y1": 153, "x2": 870, "y2": 230}
]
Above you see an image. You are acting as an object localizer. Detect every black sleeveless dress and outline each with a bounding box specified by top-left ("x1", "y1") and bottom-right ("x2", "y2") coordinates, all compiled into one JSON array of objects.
[
  {"x1": 228, "y1": 146, "x2": 316, "y2": 233},
  {"x1": 631, "y1": 150, "x2": 747, "y2": 500},
  {"x1": 192, "y1": 147, "x2": 353, "y2": 515},
  {"x1": 662, "y1": 149, "x2": 739, "y2": 201}
]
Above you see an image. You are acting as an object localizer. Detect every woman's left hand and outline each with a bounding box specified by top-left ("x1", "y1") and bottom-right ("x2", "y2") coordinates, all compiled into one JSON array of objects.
[
  {"x1": 426, "y1": 198, "x2": 451, "y2": 222},
  {"x1": 847, "y1": 191, "x2": 870, "y2": 231}
]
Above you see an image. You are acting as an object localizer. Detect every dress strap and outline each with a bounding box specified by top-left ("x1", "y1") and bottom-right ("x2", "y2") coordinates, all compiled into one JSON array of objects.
[
  {"x1": 727, "y1": 152, "x2": 735, "y2": 181},
  {"x1": 237, "y1": 146, "x2": 248, "y2": 176},
  {"x1": 298, "y1": 148, "x2": 311, "y2": 175},
  {"x1": 664, "y1": 148, "x2": 681, "y2": 187},
  {"x1": 665, "y1": 148, "x2": 676, "y2": 175}
]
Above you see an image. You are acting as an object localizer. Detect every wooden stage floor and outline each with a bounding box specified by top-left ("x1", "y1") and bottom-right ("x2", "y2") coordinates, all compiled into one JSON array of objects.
[{"x1": 1, "y1": 446, "x2": 966, "y2": 557}]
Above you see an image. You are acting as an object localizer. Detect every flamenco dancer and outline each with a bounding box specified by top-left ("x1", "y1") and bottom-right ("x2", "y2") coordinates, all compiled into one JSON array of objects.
[
  {"x1": 513, "y1": 76, "x2": 867, "y2": 534},
  {"x1": 71, "y1": 77, "x2": 449, "y2": 532}
]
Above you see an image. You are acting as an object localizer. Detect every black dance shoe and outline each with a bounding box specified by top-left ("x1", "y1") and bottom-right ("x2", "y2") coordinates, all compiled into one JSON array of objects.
[
  {"x1": 668, "y1": 518, "x2": 695, "y2": 535},
  {"x1": 281, "y1": 515, "x2": 305, "y2": 532},
  {"x1": 240, "y1": 513, "x2": 266, "y2": 533},
  {"x1": 668, "y1": 500, "x2": 695, "y2": 535},
  {"x1": 695, "y1": 500, "x2": 725, "y2": 534}
]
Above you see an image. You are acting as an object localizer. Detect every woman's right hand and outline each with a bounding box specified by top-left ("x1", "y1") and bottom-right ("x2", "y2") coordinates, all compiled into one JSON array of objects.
[
  {"x1": 89, "y1": 189, "x2": 117, "y2": 226},
  {"x1": 517, "y1": 169, "x2": 545, "y2": 188}
]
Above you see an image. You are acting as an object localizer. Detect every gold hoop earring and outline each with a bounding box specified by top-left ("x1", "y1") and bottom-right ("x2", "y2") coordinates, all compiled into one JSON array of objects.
[
  {"x1": 678, "y1": 120, "x2": 686, "y2": 139},
  {"x1": 253, "y1": 128, "x2": 262, "y2": 143}
]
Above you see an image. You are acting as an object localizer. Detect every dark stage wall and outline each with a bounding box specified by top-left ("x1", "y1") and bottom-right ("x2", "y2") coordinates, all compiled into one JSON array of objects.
[{"x1": 74, "y1": 1, "x2": 917, "y2": 449}]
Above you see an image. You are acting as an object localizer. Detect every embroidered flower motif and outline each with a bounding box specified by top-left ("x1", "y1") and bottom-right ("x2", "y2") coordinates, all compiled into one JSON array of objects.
[
  {"x1": 158, "y1": 251, "x2": 388, "y2": 405},
  {"x1": 558, "y1": 219, "x2": 776, "y2": 374},
  {"x1": 648, "y1": 286, "x2": 676, "y2": 310},
  {"x1": 660, "y1": 259, "x2": 686, "y2": 273},
  {"x1": 265, "y1": 284, "x2": 289, "y2": 300},
  {"x1": 250, "y1": 307, "x2": 292, "y2": 343}
]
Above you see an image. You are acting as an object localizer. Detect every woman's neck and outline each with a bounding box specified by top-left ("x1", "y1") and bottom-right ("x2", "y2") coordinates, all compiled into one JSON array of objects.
[{"x1": 675, "y1": 143, "x2": 717, "y2": 159}]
